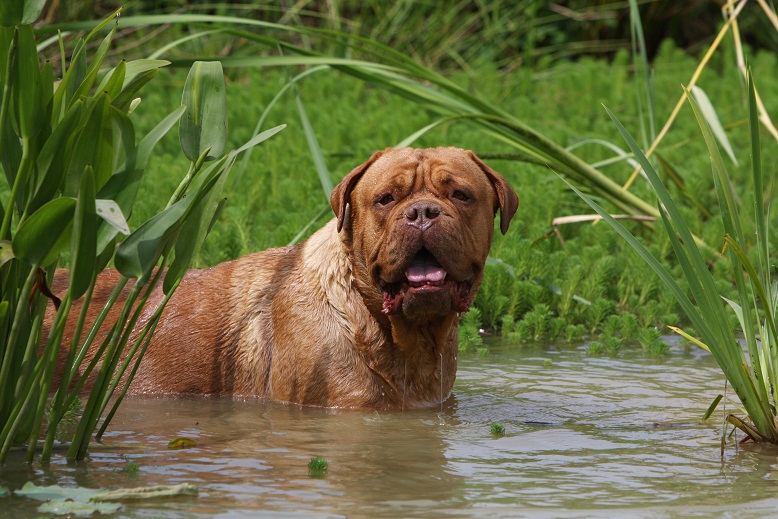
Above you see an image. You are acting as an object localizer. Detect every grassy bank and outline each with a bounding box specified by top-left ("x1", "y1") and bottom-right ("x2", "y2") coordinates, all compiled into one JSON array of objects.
[{"x1": 121, "y1": 41, "x2": 778, "y2": 350}]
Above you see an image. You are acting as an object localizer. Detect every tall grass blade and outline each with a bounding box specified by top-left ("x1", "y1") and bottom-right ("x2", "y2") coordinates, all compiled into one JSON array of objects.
[
  {"x1": 690, "y1": 85, "x2": 738, "y2": 165},
  {"x1": 293, "y1": 84, "x2": 332, "y2": 197}
]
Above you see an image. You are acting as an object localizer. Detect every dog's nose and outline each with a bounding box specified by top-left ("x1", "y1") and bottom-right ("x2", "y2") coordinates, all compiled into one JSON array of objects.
[{"x1": 404, "y1": 201, "x2": 441, "y2": 231}]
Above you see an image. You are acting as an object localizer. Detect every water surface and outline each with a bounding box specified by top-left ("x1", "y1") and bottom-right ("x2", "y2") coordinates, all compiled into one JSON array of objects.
[{"x1": 3, "y1": 339, "x2": 778, "y2": 518}]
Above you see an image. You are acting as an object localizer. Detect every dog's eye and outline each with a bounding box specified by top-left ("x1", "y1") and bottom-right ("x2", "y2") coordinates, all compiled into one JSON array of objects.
[
  {"x1": 376, "y1": 193, "x2": 395, "y2": 206},
  {"x1": 452, "y1": 190, "x2": 471, "y2": 202}
]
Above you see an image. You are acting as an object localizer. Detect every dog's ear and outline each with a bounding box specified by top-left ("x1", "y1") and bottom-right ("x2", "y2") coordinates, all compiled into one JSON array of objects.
[
  {"x1": 331, "y1": 149, "x2": 386, "y2": 232},
  {"x1": 467, "y1": 150, "x2": 519, "y2": 235}
]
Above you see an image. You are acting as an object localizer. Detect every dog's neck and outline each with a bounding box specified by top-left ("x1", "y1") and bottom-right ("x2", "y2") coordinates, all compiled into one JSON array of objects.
[
  {"x1": 356, "y1": 290, "x2": 461, "y2": 407},
  {"x1": 307, "y1": 220, "x2": 460, "y2": 407}
]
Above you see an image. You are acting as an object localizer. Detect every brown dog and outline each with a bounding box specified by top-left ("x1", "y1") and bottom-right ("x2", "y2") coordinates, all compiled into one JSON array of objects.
[{"x1": 56, "y1": 147, "x2": 518, "y2": 408}]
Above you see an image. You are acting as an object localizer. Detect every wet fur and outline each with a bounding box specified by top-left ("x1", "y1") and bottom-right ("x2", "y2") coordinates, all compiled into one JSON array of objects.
[{"x1": 52, "y1": 147, "x2": 518, "y2": 409}]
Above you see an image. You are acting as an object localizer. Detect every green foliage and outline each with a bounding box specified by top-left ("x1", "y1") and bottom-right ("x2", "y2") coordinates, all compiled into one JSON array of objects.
[
  {"x1": 458, "y1": 308, "x2": 484, "y2": 353},
  {"x1": 490, "y1": 422, "x2": 506, "y2": 436},
  {"x1": 638, "y1": 327, "x2": 669, "y2": 357},
  {"x1": 308, "y1": 456, "x2": 328, "y2": 478},
  {"x1": 523, "y1": 303, "x2": 553, "y2": 341},
  {"x1": 0, "y1": 7, "x2": 281, "y2": 464},
  {"x1": 568, "y1": 74, "x2": 778, "y2": 443}
]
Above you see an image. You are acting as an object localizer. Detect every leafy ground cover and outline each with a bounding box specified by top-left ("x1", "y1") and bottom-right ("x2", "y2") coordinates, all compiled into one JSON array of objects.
[{"x1": 120, "y1": 41, "x2": 778, "y2": 352}]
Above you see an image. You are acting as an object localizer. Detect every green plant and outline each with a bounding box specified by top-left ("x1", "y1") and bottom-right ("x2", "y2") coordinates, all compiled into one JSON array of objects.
[
  {"x1": 308, "y1": 456, "x2": 328, "y2": 477},
  {"x1": 568, "y1": 73, "x2": 778, "y2": 443},
  {"x1": 458, "y1": 308, "x2": 484, "y2": 352},
  {"x1": 490, "y1": 422, "x2": 505, "y2": 436},
  {"x1": 585, "y1": 299, "x2": 615, "y2": 333},
  {"x1": 638, "y1": 327, "x2": 668, "y2": 356},
  {"x1": 588, "y1": 341, "x2": 604, "y2": 355},
  {"x1": 523, "y1": 303, "x2": 553, "y2": 341},
  {"x1": 564, "y1": 324, "x2": 586, "y2": 343},
  {"x1": 0, "y1": 5, "x2": 282, "y2": 463}
]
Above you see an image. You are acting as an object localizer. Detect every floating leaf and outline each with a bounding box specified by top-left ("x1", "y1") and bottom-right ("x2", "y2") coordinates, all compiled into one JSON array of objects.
[
  {"x1": 37, "y1": 499, "x2": 122, "y2": 517},
  {"x1": 168, "y1": 437, "x2": 197, "y2": 449},
  {"x1": 15, "y1": 482, "x2": 102, "y2": 502}
]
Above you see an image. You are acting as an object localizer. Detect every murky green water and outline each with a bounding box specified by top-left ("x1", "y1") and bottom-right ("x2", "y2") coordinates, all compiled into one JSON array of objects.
[{"x1": 3, "y1": 339, "x2": 778, "y2": 518}]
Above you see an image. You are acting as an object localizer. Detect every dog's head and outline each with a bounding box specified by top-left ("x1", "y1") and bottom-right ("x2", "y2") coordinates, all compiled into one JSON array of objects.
[{"x1": 331, "y1": 147, "x2": 518, "y2": 323}]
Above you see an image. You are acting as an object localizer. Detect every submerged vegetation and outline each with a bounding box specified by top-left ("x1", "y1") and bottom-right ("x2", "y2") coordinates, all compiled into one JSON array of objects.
[{"x1": 1, "y1": 0, "x2": 778, "y2": 458}]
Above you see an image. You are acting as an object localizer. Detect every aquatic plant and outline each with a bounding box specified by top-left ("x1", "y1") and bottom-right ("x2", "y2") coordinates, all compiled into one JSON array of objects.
[
  {"x1": 638, "y1": 328, "x2": 669, "y2": 357},
  {"x1": 0, "y1": 4, "x2": 281, "y2": 463},
  {"x1": 308, "y1": 456, "x2": 328, "y2": 477},
  {"x1": 568, "y1": 73, "x2": 778, "y2": 443},
  {"x1": 490, "y1": 422, "x2": 506, "y2": 436},
  {"x1": 458, "y1": 308, "x2": 484, "y2": 352}
]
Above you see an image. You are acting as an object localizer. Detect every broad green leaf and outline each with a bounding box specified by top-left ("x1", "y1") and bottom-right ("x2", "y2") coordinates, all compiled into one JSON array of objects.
[
  {"x1": 65, "y1": 92, "x2": 113, "y2": 196},
  {"x1": 163, "y1": 156, "x2": 231, "y2": 294},
  {"x1": 51, "y1": 37, "x2": 86, "y2": 119},
  {"x1": 28, "y1": 101, "x2": 82, "y2": 214},
  {"x1": 0, "y1": 42, "x2": 22, "y2": 185},
  {"x1": 69, "y1": 166, "x2": 97, "y2": 299},
  {"x1": 122, "y1": 59, "x2": 169, "y2": 87},
  {"x1": 114, "y1": 190, "x2": 200, "y2": 280},
  {"x1": 13, "y1": 197, "x2": 75, "y2": 267},
  {"x1": 179, "y1": 61, "x2": 227, "y2": 161},
  {"x1": 97, "y1": 59, "x2": 126, "y2": 100},
  {"x1": 10, "y1": 24, "x2": 44, "y2": 139},
  {"x1": 0, "y1": 27, "x2": 11, "y2": 83},
  {"x1": 98, "y1": 106, "x2": 186, "y2": 218},
  {"x1": 72, "y1": 19, "x2": 118, "y2": 103},
  {"x1": 112, "y1": 68, "x2": 158, "y2": 112},
  {"x1": 0, "y1": 0, "x2": 46, "y2": 26},
  {"x1": 40, "y1": 57, "x2": 53, "y2": 107},
  {"x1": 110, "y1": 104, "x2": 135, "y2": 173}
]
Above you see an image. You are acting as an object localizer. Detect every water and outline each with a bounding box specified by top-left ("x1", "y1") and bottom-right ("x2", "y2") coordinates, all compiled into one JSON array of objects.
[{"x1": 3, "y1": 339, "x2": 778, "y2": 518}]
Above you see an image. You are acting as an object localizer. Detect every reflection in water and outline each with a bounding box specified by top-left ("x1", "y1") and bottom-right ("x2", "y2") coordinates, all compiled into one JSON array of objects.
[{"x1": 4, "y1": 340, "x2": 778, "y2": 518}]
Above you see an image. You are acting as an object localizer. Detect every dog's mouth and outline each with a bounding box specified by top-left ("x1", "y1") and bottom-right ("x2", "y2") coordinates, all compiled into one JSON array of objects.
[{"x1": 380, "y1": 248, "x2": 472, "y2": 316}]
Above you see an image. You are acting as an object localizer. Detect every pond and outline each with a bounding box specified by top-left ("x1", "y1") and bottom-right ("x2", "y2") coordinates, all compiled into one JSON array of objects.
[{"x1": 3, "y1": 338, "x2": 778, "y2": 518}]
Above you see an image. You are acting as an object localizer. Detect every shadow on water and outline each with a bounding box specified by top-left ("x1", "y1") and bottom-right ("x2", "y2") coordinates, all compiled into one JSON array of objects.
[{"x1": 3, "y1": 338, "x2": 778, "y2": 518}]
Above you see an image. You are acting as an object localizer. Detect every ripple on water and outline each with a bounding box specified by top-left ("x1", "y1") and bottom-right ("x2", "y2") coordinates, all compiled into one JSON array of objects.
[{"x1": 4, "y1": 340, "x2": 777, "y2": 518}]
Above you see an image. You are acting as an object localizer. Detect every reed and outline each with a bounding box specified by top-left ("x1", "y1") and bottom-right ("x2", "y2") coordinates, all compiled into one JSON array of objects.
[{"x1": 568, "y1": 74, "x2": 778, "y2": 443}]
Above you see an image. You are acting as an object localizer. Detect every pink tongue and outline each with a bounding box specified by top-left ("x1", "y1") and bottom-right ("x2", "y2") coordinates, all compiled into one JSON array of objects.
[{"x1": 406, "y1": 257, "x2": 446, "y2": 286}]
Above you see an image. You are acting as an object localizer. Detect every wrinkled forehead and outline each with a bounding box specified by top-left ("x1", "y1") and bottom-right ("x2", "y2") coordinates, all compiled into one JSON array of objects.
[{"x1": 359, "y1": 147, "x2": 486, "y2": 187}]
